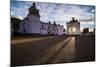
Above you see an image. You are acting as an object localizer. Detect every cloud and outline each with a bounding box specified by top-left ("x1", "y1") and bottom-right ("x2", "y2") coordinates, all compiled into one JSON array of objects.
[
  {"x1": 91, "y1": 9, "x2": 95, "y2": 13},
  {"x1": 11, "y1": 1, "x2": 95, "y2": 30},
  {"x1": 79, "y1": 18, "x2": 95, "y2": 22},
  {"x1": 11, "y1": 1, "x2": 32, "y2": 19},
  {"x1": 36, "y1": 2, "x2": 95, "y2": 23}
]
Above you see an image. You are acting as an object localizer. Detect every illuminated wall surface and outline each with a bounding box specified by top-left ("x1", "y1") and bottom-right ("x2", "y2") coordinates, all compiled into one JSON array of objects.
[
  {"x1": 11, "y1": 0, "x2": 95, "y2": 67},
  {"x1": 67, "y1": 17, "x2": 80, "y2": 35}
]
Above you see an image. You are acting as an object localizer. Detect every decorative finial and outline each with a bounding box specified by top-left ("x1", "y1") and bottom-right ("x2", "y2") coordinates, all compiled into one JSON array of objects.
[
  {"x1": 32, "y1": 3, "x2": 36, "y2": 6},
  {"x1": 72, "y1": 17, "x2": 75, "y2": 20}
]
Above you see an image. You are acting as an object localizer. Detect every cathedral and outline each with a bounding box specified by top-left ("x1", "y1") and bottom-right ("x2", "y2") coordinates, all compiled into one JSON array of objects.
[
  {"x1": 67, "y1": 17, "x2": 80, "y2": 35},
  {"x1": 19, "y1": 3, "x2": 65, "y2": 35}
]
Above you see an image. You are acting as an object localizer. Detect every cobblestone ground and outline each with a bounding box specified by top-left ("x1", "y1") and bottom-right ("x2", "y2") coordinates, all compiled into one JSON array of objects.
[{"x1": 11, "y1": 35, "x2": 95, "y2": 66}]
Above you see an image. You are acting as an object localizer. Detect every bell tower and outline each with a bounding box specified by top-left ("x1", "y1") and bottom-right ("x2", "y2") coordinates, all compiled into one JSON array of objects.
[{"x1": 28, "y1": 3, "x2": 40, "y2": 17}]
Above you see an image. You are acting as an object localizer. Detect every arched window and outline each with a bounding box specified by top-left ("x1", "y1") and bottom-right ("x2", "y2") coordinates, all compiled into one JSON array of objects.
[{"x1": 69, "y1": 27, "x2": 76, "y2": 33}]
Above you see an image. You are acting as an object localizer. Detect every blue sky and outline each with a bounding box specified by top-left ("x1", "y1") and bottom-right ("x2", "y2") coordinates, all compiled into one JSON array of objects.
[{"x1": 11, "y1": 1, "x2": 95, "y2": 31}]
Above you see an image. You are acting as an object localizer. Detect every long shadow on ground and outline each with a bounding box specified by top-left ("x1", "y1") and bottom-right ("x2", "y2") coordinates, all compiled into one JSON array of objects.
[
  {"x1": 11, "y1": 36, "x2": 68, "y2": 66},
  {"x1": 74, "y1": 35, "x2": 95, "y2": 62}
]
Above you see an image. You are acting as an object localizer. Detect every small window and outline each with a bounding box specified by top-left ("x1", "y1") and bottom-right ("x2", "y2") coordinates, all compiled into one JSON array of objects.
[
  {"x1": 42, "y1": 25, "x2": 44, "y2": 28},
  {"x1": 23, "y1": 22, "x2": 25, "y2": 25},
  {"x1": 35, "y1": 20, "x2": 37, "y2": 23}
]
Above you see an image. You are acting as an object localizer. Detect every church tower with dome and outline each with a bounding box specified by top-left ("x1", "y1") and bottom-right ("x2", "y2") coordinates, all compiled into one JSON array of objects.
[
  {"x1": 19, "y1": 3, "x2": 41, "y2": 34},
  {"x1": 28, "y1": 3, "x2": 40, "y2": 17}
]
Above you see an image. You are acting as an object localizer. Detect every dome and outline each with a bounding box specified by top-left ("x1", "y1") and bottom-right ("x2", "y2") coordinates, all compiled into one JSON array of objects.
[{"x1": 28, "y1": 2, "x2": 40, "y2": 17}]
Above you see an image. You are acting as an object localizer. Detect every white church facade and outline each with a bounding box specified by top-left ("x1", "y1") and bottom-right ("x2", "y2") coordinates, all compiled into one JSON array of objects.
[
  {"x1": 19, "y1": 3, "x2": 65, "y2": 35},
  {"x1": 67, "y1": 17, "x2": 81, "y2": 35}
]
